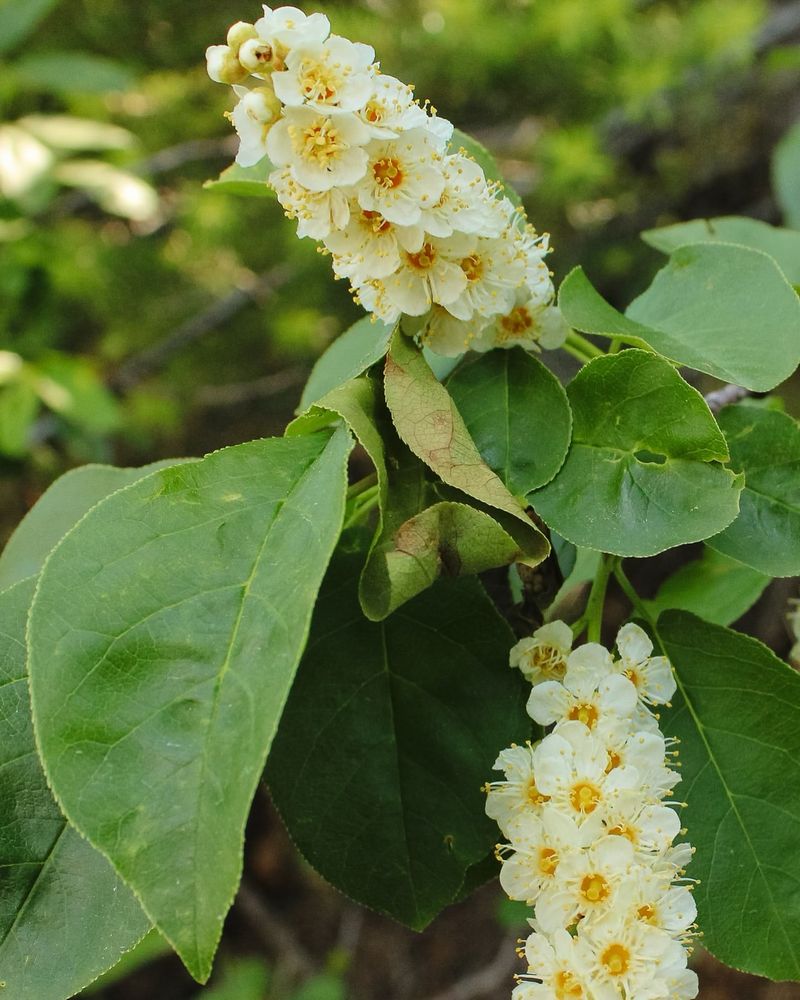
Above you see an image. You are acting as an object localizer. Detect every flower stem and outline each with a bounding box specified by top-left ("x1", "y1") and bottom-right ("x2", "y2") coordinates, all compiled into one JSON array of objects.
[
  {"x1": 566, "y1": 331, "x2": 604, "y2": 360},
  {"x1": 585, "y1": 554, "x2": 614, "y2": 643},
  {"x1": 612, "y1": 559, "x2": 655, "y2": 627},
  {"x1": 347, "y1": 470, "x2": 378, "y2": 499}
]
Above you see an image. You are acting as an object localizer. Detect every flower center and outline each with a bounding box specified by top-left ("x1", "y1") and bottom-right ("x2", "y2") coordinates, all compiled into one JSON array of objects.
[
  {"x1": 365, "y1": 101, "x2": 384, "y2": 123},
  {"x1": 608, "y1": 823, "x2": 637, "y2": 843},
  {"x1": 526, "y1": 776, "x2": 550, "y2": 807},
  {"x1": 298, "y1": 56, "x2": 342, "y2": 102},
  {"x1": 600, "y1": 943, "x2": 631, "y2": 977},
  {"x1": 291, "y1": 121, "x2": 346, "y2": 166},
  {"x1": 554, "y1": 970, "x2": 584, "y2": 998},
  {"x1": 579, "y1": 873, "x2": 610, "y2": 904},
  {"x1": 361, "y1": 210, "x2": 392, "y2": 234},
  {"x1": 637, "y1": 903, "x2": 657, "y2": 923},
  {"x1": 530, "y1": 643, "x2": 566, "y2": 679},
  {"x1": 624, "y1": 667, "x2": 642, "y2": 689},
  {"x1": 569, "y1": 781, "x2": 600, "y2": 814},
  {"x1": 373, "y1": 156, "x2": 404, "y2": 189},
  {"x1": 460, "y1": 254, "x2": 484, "y2": 282},
  {"x1": 567, "y1": 702, "x2": 599, "y2": 729},
  {"x1": 538, "y1": 847, "x2": 559, "y2": 876},
  {"x1": 499, "y1": 305, "x2": 533, "y2": 339},
  {"x1": 406, "y1": 243, "x2": 437, "y2": 272},
  {"x1": 606, "y1": 750, "x2": 622, "y2": 772}
]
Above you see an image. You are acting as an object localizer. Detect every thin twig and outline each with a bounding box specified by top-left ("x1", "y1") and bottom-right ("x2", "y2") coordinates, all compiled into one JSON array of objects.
[
  {"x1": 111, "y1": 266, "x2": 292, "y2": 391},
  {"x1": 423, "y1": 932, "x2": 520, "y2": 1000},
  {"x1": 704, "y1": 384, "x2": 750, "y2": 413},
  {"x1": 194, "y1": 366, "x2": 307, "y2": 408},
  {"x1": 235, "y1": 879, "x2": 314, "y2": 979}
]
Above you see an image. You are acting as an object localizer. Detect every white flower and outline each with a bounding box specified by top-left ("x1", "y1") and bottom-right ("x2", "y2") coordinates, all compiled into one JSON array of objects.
[
  {"x1": 229, "y1": 86, "x2": 282, "y2": 167},
  {"x1": 358, "y1": 74, "x2": 428, "y2": 138},
  {"x1": 267, "y1": 106, "x2": 370, "y2": 191},
  {"x1": 272, "y1": 34, "x2": 375, "y2": 112},
  {"x1": 535, "y1": 835, "x2": 639, "y2": 933},
  {"x1": 510, "y1": 621, "x2": 573, "y2": 687},
  {"x1": 615, "y1": 623, "x2": 676, "y2": 706},
  {"x1": 270, "y1": 166, "x2": 350, "y2": 239},
  {"x1": 380, "y1": 236, "x2": 469, "y2": 317},
  {"x1": 472, "y1": 297, "x2": 567, "y2": 354},
  {"x1": 422, "y1": 307, "x2": 490, "y2": 358},
  {"x1": 255, "y1": 5, "x2": 330, "y2": 67},
  {"x1": 324, "y1": 203, "x2": 424, "y2": 283},
  {"x1": 583, "y1": 912, "x2": 694, "y2": 1000},
  {"x1": 484, "y1": 743, "x2": 551, "y2": 839},
  {"x1": 356, "y1": 131, "x2": 445, "y2": 225},
  {"x1": 513, "y1": 929, "x2": 595, "y2": 1000},
  {"x1": 206, "y1": 44, "x2": 250, "y2": 85},
  {"x1": 498, "y1": 809, "x2": 589, "y2": 904},
  {"x1": 419, "y1": 153, "x2": 502, "y2": 238},
  {"x1": 527, "y1": 645, "x2": 638, "y2": 732},
  {"x1": 617, "y1": 871, "x2": 697, "y2": 940},
  {"x1": 444, "y1": 232, "x2": 527, "y2": 322},
  {"x1": 604, "y1": 799, "x2": 682, "y2": 856},
  {"x1": 532, "y1": 729, "x2": 641, "y2": 825}
]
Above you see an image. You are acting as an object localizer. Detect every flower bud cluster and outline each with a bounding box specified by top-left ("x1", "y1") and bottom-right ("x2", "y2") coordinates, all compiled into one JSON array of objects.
[
  {"x1": 207, "y1": 6, "x2": 567, "y2": 357},
  {"x1": 486, "y1": 621, "x2": 698, "y2": 999}
]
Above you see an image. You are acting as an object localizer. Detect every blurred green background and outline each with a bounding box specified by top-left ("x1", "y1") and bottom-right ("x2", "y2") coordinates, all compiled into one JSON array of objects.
[{"x1": 3, "y1": 0, "x2": 800, "y2": 996}]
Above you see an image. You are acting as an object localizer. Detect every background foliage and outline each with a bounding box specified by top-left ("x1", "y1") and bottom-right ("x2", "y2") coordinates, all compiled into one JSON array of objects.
[{"x1": 3, "y1": 0, "x2": 800, "y2": 996}]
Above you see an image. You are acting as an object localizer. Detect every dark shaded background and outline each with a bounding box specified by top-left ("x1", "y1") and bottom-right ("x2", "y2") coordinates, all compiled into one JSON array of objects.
[{"x1": 3, "y1": 0, "x2": 800, "y2": 996}]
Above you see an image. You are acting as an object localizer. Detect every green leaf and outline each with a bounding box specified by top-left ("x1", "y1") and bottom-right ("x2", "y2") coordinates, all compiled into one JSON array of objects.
[
  {"x1": 0, "y1": 0, "x2": 62, "y2": 55},
  {"x1": 658, "y1": 611, "x2": 800, "y2": 980},
  {"x1": 299, "y1": 316, "x2": 394, "y2": 410},
  {"x1": 707, "y1": 403, "x2": 800, "y2": 576},
  {"x1": 645, "y1": 546, "x2": 769, "y2": 626},
  {"x1": 33, "y1": 353, "x2": 122, "y2": 434},
  {"x1": 0, "y1": 578, "x2": 149, "y2": 1000},
  {"x1": 290, "y1": 973, "x2": 346, "y2": 1000},
  {"x1": 449, "y1": 127, "x2": 522, "y2": 208},
  {"x1": 560, "y1": 244, "x2": 800, "y2": 391},
  {"x1": 642, "y1": 216, "x2": 800, "y2": 285},
  {"x1": 14, "y1": 52, "x2": 135, "y2": 93},
  {"x1": 384, "y1": 331, "x2": 549, "y2": 563},
  {"x1": 28, "y1": 429, "x2": 352, "y2": 983},
  {"x1": 529, "y1": 350, "x2": 742, "y2": 556},
  {"x1": 446, "y1": 348, "x2": 572, "y2": 496},
  {"x1": 0, "y1": 459, "x2": 190, "y2": 591},
  {"x1": 266, "y1": 548, "x2": 530, "y2": 930},
  {"x1": 0, "y1": 380, "x2": 39, "y2": 457},
  {"x1": 201, "y1": 958, "x2": 270, "y2": 1000},
  {"x1": 773, "y1": 121, "x2": 800, "y2": 229},
  {"x1": 83, "y1": 929, "x2": 170, "y2": 993},
  {"x1": 204, "y1": 157, "x2": 276, "y2": 198}
]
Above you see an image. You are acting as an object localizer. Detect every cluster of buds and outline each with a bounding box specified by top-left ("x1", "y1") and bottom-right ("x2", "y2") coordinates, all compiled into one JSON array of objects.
[
  {"x1": 207, "y1": 6, "x2": 568, "y2": 357},
  {"x1": 486, "y1": 621, "x2": 699, "y2": 999}
]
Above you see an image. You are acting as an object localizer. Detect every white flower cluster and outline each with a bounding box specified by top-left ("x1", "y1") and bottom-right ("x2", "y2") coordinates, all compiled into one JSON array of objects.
[
  {"x1": 487, "y1": 621, "x2": 698, "y2": 1000},
  {"x1": 206, "y1": 6, "x2": 568, "y2": 357}
]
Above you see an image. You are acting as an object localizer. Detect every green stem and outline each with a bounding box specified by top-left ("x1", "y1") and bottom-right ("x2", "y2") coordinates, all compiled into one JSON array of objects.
[
  {"x1": 566, "y1": 330, "x2": 604, "y2": 360},
  {"x1": 342, "y1": 489, "x2": 380, "y2": 531},
  {"x1": 612, "y1": 559, "x2": 655, "y2": 627},
  {"x1": 562, "y1": 341, "x2": 595, "y2": 365},
  {"x1": 346, "y1": 471, "x2": 378, "y2": 499},
  {"x1": 585, "y1": 554, "x2": 614, "y2": 643}
]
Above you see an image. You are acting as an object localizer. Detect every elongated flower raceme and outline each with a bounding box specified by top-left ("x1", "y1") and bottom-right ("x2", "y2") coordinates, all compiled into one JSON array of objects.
[
  {"x1": 486, "y1": 623, "x2": 698, "y2": 1000},
  {"x1": 207, "y1": 6, "x2": 568, "y2": 356}
]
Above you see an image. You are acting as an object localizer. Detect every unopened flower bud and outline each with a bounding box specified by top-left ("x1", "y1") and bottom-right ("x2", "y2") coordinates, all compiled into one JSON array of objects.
[
  {"x1": 238, "y1": 37, "x2": 276, "y2": 75},
  {"x1": 206, "y1": 44, "x2": 249, "y2": 85},
  {"x1": 226, "y1": 20, "x2": 258, "y2": 52},
  {"x1": 247, "y1": 86, "x2": 282, "y2": 125}
]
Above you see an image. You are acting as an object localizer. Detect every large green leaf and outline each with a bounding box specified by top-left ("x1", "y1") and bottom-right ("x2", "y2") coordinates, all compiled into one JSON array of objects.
[
  {"x1": 0, "y1": 0, "x2": 62, "y2": 55},
  {"x1": 446, "y1": 348, "x2": 572, "y2": 497},
  {"x1": 204, "y1": 157, "x2": 276, "y2": 198},
  {"x1": 0, "y1": 578, "x2": 149, "y2": 1000},
  {"x1": 299, "y1": 316, "x2": 394, "y2": 410},
  {"x1": 642, "y1": 216, "x2": 800, "y2": 285},
  {"x1": 707, "y1": 403, "x2": 800, "y2": 576},
  {"x1": 0, "y1": 459, "x2": 189, "y2": 590},
  {"x1": 658, "y1": 612, "x2": 800, "y2": 981},
  {"x1": 529, "y1": 350, "x2": 742, "y2": 556},
  {"x1": 645, "y1": 546, "x2": 769, "y2": 626},
  {"x1": 773, "y1": 121, "x2": 800, "y2": 230},
  {"x1": 266, "y1": 548, "x2": 530, "y2": 929},
  {"x1": 28, "y1": 429, "x2": 352, "y2": 982},
  {"x1": 14, "y1": 53, "x2": 135, "y2": 93},
  {"x1": 559, "y1": 244, "x2": 800, "y2": 391},
  {"x1": 384, "y1": 331, "x2": 549, "y2": 563}
]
